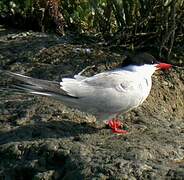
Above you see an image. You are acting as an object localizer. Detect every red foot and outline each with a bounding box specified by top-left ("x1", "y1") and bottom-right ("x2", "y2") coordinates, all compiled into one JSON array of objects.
[
  {"x1": 112, "y1": 128, "x2": 128, "y2": 134},
  {"x1": 107, "y1": 119, "x2": 128, "y2": 134}
]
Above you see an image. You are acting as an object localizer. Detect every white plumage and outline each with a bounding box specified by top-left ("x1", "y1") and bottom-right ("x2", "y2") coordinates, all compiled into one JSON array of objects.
[{"x1": 4, "y1": 64, "x2": 155, "y2": 121}]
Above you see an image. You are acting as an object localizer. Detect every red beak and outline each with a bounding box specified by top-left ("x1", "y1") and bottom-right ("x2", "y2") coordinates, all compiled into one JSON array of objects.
[{"x1": 156, "y1": 63, "x2": 172, "y2": 70}]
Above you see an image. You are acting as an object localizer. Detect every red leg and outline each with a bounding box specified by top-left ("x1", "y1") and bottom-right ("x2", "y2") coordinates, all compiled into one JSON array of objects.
[{"x1": 107, "y1": 119, "x2": 128, "y2": 134}]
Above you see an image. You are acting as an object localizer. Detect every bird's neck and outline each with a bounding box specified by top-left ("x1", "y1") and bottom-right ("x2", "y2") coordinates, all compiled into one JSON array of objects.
[{"x1": 123, "y1": 64, "x2": 156, "y2": 77}]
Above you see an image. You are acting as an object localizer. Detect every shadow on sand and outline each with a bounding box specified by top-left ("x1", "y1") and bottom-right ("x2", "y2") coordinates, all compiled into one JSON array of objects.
[{"x1": 0, "y1": 120, "x2": 99, "y2": 145}]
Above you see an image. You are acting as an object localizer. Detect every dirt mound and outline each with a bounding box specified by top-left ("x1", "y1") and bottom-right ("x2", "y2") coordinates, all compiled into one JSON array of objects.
[{"x1": 0, "y1": 26, "x2": 184, "y2": 179}]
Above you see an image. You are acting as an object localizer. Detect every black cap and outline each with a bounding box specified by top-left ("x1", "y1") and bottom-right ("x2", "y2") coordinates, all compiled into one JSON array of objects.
[{"x1": 122, "y1": 53, "x2": 158, "y2": 67}]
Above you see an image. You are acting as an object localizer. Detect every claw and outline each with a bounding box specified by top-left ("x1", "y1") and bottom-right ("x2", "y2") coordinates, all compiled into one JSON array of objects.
[{"x1": 107, "y1": 119, "x2": 128, "y2": 134}]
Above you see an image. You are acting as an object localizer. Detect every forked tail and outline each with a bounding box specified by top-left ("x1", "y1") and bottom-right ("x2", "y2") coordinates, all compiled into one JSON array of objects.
[{"x1": 3, "y1": 71, "x2": 68, "y2": 97}]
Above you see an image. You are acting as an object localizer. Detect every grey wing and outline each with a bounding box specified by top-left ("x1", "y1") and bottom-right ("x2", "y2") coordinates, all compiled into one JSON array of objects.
[
  {"x1": 4, "y1": 70, "x2": 139, "y2": 102},
  {"x1": 82, "y1": 70, "x2": 137, "y2": 92},
  {"x1": 4, "y1": 71, "x2": 84, "y2": 98},
  {"x1": 78, "y1": 70, "x2": 144, "y2": 114},
  {"x1": 59, "y1": 77, "x2": 93, "y2": 98},
  {"x1": 3, "y1": 70, "x2": 144, "y2": 115},
  {"x1": 59, "y1": 71, "x2": 137, "y2": 106}
]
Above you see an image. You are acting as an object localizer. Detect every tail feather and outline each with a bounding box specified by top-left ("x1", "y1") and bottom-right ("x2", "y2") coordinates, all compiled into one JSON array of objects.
[
  {"x1": 12, "y1": 84, "x2": 53, "y2": 96},
  {"x1": 4, "y1": 71, "x2": 68, "y2": 97}
]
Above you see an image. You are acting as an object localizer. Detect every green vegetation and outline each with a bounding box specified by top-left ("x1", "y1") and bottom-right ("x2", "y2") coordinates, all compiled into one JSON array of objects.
[{"x1": 0, "y1": 0, "x2": 183, "y2": 57}]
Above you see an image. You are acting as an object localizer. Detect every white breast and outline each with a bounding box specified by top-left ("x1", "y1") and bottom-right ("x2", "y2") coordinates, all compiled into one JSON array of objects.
[{"x1": 138, "y1": 76, "x2": 152, "y2": 105}]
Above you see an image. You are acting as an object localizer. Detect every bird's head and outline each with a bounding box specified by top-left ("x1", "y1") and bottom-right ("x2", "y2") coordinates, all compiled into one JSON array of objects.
[{"x1": 121, "y1": 53, "x2": 172, "y2": 75}]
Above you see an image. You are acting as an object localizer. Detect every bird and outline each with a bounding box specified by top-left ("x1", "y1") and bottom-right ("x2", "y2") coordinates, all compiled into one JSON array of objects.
[{"x1": 2, "y1": 53, "x2": 172, "y2": 134}]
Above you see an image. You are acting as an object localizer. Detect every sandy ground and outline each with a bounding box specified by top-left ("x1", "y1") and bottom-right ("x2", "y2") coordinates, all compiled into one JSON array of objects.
[{"x1": 0, "y1": 25, "x2": 184, "y2": 179}]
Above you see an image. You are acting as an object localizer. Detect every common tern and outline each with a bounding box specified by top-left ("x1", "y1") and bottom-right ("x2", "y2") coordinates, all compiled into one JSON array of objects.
[{"x1": 2, "y1": 53, "x2": 172, "y2": 134}]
